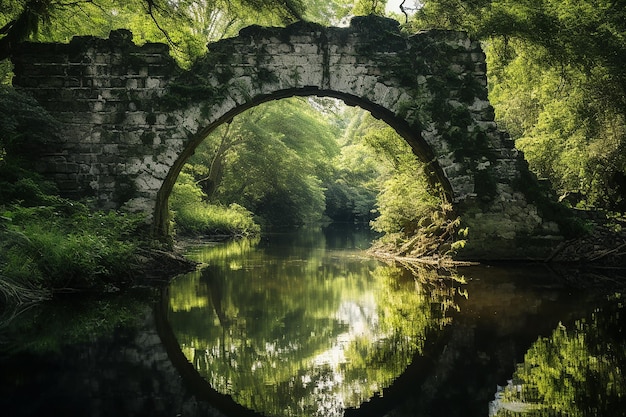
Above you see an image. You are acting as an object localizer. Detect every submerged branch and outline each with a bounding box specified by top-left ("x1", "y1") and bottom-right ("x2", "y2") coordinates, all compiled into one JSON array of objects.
[
  {"x1": 369, "y1": 250, "x2": 478, "y2": 268},
  {"x1": 0, "y1": 276, "x2": 51, "y2": 329}
]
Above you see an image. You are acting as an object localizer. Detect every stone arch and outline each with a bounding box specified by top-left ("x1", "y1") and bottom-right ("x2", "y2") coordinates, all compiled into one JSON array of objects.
[
  {"x1": 11, "y1": 16, "x2": 564, "y2": 258},
  {"x1": 149, "y1": 16, "x2": 509, "y2": 237}
]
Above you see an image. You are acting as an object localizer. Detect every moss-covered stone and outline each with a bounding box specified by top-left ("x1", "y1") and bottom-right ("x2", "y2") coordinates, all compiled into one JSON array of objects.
[
  {"x1": 514, "y1": 165, "x2": 587, "y2": 239},
  {"x1": 9, "y1": 17, "x2": 566, "y2": 259}
]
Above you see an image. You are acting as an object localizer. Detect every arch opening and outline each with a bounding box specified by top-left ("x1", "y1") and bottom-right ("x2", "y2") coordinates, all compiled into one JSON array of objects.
[{"x1": 154, "y1": 89, "x2": 453, "y2": 238}]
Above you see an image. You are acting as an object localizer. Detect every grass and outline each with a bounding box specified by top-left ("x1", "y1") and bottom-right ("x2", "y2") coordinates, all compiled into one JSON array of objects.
[
  {"x1": 0, "y1": 202, "x2": 146, "y2": 294},
  {"x1": 171, "y1": 202, "x2": 261, "y2": 237},
  {"x1": 168, "y1": 172, "x2": 261, "y2": 237}
]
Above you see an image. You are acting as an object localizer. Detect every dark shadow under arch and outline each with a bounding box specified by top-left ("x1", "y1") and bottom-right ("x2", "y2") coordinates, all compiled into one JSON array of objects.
[{"x1": 153, "y1": 88, "x2": 453, "y2": 237}]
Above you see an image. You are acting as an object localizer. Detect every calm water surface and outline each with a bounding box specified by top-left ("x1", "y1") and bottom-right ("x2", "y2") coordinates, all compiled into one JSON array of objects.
[
  {"x1": 1, "y1": 226, "x2": 625, "y2": 417},
  {"x1": 166, "y1": 228, "x2": 457, "y2": 417}
]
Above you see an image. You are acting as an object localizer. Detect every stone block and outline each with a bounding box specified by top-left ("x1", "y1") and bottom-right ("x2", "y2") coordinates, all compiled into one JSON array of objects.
[
  {"x1": 91, "y1": 77, "x2": 111, "y2": 88},
  {"x1": 141, "y1": 43, "x2": 171, "y2": 54},
  {"x1": 124, "y1": 112, "x2": 148, "y2": 126},
  {"x1": 147, "y1": 64, "x2": 174, "y2": 77},
  {"x1": 110, "y1": 77, "x2": 124, "y2": 88},
  {"x1": 33, "y1": 63, "x2": 67, "y2": 76},
  {"x1": 93, "y1": 54, "x2": 110, "y2": 65},
  {"x1": 102, "y1": 144, "x2": 119, "y2": 154},
  {"x1": 126, "y1": 78, "x2": 138, "y2": 89},
  {"x1": 145, "y1": 77, "x2": 162, "y2": 89}
]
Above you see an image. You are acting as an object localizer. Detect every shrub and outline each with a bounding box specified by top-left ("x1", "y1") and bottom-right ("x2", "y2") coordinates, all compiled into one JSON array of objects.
[
  {"x1": 0, "y1": 202, "x2": 145, "y2": 291},
  {"x1": 172, "y1": 202, "x2": 260, "y2": 237},
  {"x1": 169, "y1": 171, "x2": 260, "y2": 237},
  {"x1": 370, "y1": 168, "x2": 441, "y2": 236}
]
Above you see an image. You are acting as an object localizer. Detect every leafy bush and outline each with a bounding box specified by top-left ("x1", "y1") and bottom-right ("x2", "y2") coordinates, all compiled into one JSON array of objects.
[
  {"x1": 169, "y1": 171, "x2": 260, "y2": 237},
  {"x1": 371, "y1": 168, "x2": 441, "y2": 236},
  {"x1": 1, "y1": 202, "x2": 145, "y2": 291},
  {"x1": 172, "y1": 202, "x2": 260, "y2": 236},
  {"x1": 370, "y1": 202, "x2": 467, "y2": 260}
]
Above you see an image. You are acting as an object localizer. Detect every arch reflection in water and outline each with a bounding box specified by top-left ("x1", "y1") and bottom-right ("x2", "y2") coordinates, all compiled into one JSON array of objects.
[
  {"x1": 490, "y1": 294, "x2": 626, "y2": 417},
  {"x1": 166, "y1": 231, "x2": 461, "y2": 417}
]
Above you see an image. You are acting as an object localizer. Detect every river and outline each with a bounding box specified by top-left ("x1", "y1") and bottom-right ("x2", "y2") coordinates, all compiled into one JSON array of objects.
[{"x1": 1, "y1": 226, "x2": 624, "y2": 416}]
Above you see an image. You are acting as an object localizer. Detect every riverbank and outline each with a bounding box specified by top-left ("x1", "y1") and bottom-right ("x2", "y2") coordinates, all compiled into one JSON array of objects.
[
  {"x1": 132, "y1": 247, "x2": 199, "y2": 285},
  {"x1": 3, "y1": 204, "x2": 625, "y2": 319},
  {"x1": 0, "y1": 201, "x2": 198, "y2": 321},
  {"x1": 547, "y1": 214, "x2": 626, "y2": 264},
  {"x1": 0, "y1": 241, "x2": 197, "y2": 333},
  {"x1": 368, "y1": 211, "x2": 626, "y2": 290}
]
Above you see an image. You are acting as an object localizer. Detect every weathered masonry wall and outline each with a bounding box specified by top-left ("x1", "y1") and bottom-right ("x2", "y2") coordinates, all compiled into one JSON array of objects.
[
  {"x1": 11, "y1": 16, "x2": 565, "y2": 259},
  {"x1": 11, "y1": 29, "x2": 180, "y2": 209}
]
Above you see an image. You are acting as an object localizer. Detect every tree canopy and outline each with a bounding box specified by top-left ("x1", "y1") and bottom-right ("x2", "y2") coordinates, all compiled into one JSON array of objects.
[
  {"x1": 0, "y1": 0, "x2": 307, "y2": 64},
  {"x1": 409, "y1": 0, "x2": 626, "y2": 210},
  {"x1": 174, "y1": 98, "x2": 342, "y2": 228}
]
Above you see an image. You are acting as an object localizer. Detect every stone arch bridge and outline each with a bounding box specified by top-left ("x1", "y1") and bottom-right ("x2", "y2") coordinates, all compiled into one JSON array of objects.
[{"x1": 11, "y1": 16, "x2": 564, "y2": 259}]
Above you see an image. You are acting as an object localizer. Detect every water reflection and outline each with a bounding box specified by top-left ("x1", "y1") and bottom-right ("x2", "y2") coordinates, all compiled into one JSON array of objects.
[
  {"x1": 166, "y1": 229, "x2": 462, "y2": 417},
  {"x1": 490, "y1": 294, "x2": 626, "y2": 417},
  {"x1": 0, "y1": 290, "x2": 226, "y2": 417},
  {"x1": 1, "y1": 229, "x2": 625, "y2": 416}
]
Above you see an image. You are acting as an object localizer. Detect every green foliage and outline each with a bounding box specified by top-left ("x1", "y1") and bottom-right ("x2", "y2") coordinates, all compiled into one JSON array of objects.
[
  {"x1": 0, "y1": 59, "x2": 11, "y2": 84},
  {"x1": 176, "y1": 96, "x2": 445, "y2": 235},
  {"x1": 409, "y1": 0, "x2": 626, "y2": 211},
  {"x1": 1, "y1": 202, "x2": 145, "y2": 290},
  {"x1": 302, "y1": 0, "x2": 353, "y2": 25},
  {"x1": 328, "y1": 107, "x2": 423, "y2": 225},
  {"x1": 336, "y1": 110, "x2": 463, "y2": 260},
  {"x1": 488, "y1": 40, "x2": 626, "y2": 210},
  {"x1": 494, "y1": 296, "x2": 626, "y2": 416},
  {"x1": 371, "y1": 168, "x2": 440, "y2": 236},
  {"x1": 316, "y1": 106, "x2": 379, "y2": 223},
  {"x1": 169, "y1": 171, "x2": 260, "y2": 236},
  {"x1": 0, "y1": 0, "x2": 307, "y2": 66},
  {"x1": 353, "y1": 0, "x2": 388, "y2": 16},
  {"x1": 181, "y1": 97, "x2": 340, "y2": 229},
  {"x1": 172, "y1": 94, "x2": 448, "y2": 243},
  {"x1": 358, "y1": 116, "x2": 442, "y2": 236},
  {"x1": 0, "y1": 174, "x2": 59, "y2": 207},
  {"x1": 172, "y1": 200, "x2": 260, "y2": 237},
  {"x1": 324, "y1": 172, "x2": 378, "y2": 223}
]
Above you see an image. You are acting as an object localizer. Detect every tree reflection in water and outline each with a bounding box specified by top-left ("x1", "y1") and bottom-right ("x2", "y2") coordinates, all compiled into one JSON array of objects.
[
  {"x1": 490, "y1": 294, "x2": 626, "y2": 417},
  {"x1": 167, "y1": 232, "x2": 463, "y2": 417}
]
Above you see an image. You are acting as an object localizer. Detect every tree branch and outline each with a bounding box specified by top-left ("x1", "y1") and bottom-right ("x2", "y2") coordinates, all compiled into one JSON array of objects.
[
  {"x1": 400, "y1": 0, "x2": 408, "y2": 23},
  {"x1": 144, "y1": 0, "x2": 178, "y2": 47}
]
